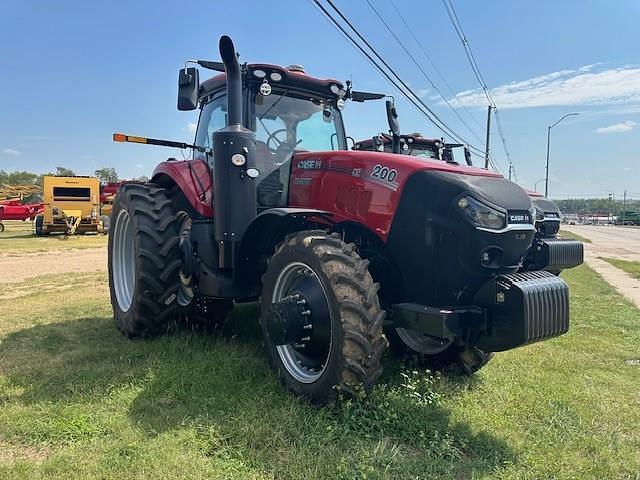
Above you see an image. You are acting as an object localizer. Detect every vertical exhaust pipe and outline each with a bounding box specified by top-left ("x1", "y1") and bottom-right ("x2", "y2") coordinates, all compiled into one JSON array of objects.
[{"x1": 212, "y1": 35, "x2": 257, "y2": 269}]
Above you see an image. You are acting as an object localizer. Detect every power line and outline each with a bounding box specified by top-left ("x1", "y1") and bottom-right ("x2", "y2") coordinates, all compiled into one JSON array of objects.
[
  {"x1": 388, "y1": 0, "x2": 485, "y2": 132},
  {"x1": 364, "y1": 0, "x2": 485, "y2": 145},
  {"x1": 441, "y1": 0, "x2": 515, "y2": 177},
  {"x1": 309, "y1": 0, "x2": 486, "y2": 156}
]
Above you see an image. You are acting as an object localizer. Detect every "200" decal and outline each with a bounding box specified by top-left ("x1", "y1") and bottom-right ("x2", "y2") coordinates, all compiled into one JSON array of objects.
[{"x1": 371, "y1": 164, "x2": 398, "y2": 183}]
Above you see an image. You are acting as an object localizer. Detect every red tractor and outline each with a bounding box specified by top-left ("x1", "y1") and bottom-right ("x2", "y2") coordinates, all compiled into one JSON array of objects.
[{"x1": 109, "y1": 36, "x2": 572, "y2": 404}]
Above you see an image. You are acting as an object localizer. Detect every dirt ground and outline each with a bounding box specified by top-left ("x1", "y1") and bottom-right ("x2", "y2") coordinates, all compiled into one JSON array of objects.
[
  {"x1": 0, "y1": 248, "x2": 106, "y2": 284},
  {"x1": 563, "y1": 225, "x2": 640, "y2": 308}
]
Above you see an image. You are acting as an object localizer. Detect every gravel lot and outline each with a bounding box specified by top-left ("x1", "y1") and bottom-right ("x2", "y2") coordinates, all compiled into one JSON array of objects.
[{"x1": 0, "y1": 248, "x2": 106, "y2": 283}]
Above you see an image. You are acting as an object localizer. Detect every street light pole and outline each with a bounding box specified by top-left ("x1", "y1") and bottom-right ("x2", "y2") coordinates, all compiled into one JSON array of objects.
[
  {"x1": 544, "y1": 112, "x2": 579, "y2": 197},
  {"x1": 534, "y1": 178, "x2": 546, "y2": 192}
]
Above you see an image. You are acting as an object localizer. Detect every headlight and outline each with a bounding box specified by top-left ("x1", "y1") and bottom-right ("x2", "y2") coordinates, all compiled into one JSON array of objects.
[{"x1": 457, "y1": 196, "x2": 506, "y2": 230}]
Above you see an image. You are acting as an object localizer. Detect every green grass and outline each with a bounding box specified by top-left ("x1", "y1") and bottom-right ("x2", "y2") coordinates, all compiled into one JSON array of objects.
[
  {"x1": 601, "y1": 257, "x2": 640, "y2": 280},
  {"x1": 559, "y1": 229, "x2": 592, "y2": 243},
  {"x1": 0, "y1": 220, "x2": 107, "y2": 253},
  {"x1": 0, "y1": 266, "x2": 639, "y2": 479}
]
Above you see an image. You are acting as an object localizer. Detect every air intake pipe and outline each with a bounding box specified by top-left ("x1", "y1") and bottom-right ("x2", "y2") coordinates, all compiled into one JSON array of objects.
[{"x1": 212, "y1": 35, "x2": 257, "y2": 269}]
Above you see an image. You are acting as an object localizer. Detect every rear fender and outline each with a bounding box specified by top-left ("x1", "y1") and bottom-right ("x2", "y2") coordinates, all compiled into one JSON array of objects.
[{"x1": 152, "y1": 160, "x2": 213, "y2": 217}]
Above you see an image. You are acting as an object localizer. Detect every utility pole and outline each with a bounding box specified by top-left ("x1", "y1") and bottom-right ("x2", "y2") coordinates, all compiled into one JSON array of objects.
[
  {"x1": 484, "y1": 105, "x2": 492, "y2": 169},
  {"x1": 608, "y1": 193, "x2": 613, "y2": 224},
  {"x1": 623, "y1": 189, "x2": 627, "y2": 226}
]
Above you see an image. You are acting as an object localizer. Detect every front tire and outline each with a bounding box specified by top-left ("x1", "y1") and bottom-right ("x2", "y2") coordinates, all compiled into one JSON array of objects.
[
  {"x1": 34, "y1": 215, "x2": 47, "y2": 236},
  {"x1": 260, "y1": 231, "x2": 387, "y2": 404},
  {"x1": 387, "y1": 327, "x2": 493, "y2": 374},
  {"x1": 108, "y1": 184, "x2": 183, "y2": 337}
]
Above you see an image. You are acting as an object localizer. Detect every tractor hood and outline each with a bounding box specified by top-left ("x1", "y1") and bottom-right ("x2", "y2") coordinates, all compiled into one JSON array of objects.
[{"x1": 313, "y1": 150, "x2": 531, "y2": 213}]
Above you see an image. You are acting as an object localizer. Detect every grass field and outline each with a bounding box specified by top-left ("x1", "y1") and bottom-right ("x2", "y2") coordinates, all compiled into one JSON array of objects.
[
  {"x1": 601, "y1": 257, "x2": 640, "y2": 280},
  {"x1": 0, "y1": 221, "x2": 107, "y2": 253},
  {"x1": 559, "y1": 229, "x2": 592, "y2": 243},
  {"x1": 0, "y1": 265, "x2": 639, "y2": 479}
]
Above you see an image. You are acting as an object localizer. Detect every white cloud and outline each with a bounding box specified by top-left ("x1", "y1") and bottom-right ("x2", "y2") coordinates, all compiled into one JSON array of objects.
[
  {"x1": 416, "y1": 88, "x2": 430, "y2": 99},
  {"x1": 448, "y1": 65, "x2": 640, "y2": 109},
  {"x1": 135, "y1": 163, "x2": 144, "y2": 169},
  {"x1": 2, "y1": 148, "x2": 21, "y2": 156},
  {"x1": 595, "y1": 120, "x2": 637, "y2": 134},
  {"x1": 186, "y1": 122, "x2": 197, "y2": 133}
]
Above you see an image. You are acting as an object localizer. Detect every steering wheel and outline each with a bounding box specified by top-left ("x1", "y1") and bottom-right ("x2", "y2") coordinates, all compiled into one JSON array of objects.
[
  {"x1": 266, "y1": 129, "x2": 289, "y2": 154},
  {"x1": 266, "y1": 128, "x2": 303, "y2": 155}
]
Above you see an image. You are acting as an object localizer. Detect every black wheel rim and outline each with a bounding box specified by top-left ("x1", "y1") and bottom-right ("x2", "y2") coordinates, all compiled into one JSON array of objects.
[{"x1": 271, "y1": 261, "x2": 332, "y2": 383}]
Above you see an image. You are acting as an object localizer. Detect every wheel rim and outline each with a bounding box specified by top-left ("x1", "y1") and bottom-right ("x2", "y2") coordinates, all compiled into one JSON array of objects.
[
  {"x1": 396, "y1": 327, "x2": 453, "y2": 355},
  {"x1": 112, "y1": 209, "x2": 136, "y2": 312},
  {"x1": 271, "y1": 261, "x2": 332, "y2": 384},
  {"x1": 176, "y1": 214, "x2": 194, "y2": 307}
]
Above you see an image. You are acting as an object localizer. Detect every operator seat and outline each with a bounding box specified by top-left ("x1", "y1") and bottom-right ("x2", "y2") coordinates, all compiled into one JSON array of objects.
[{"x1": 255, "y1": 140, "x2": 291, "y2": 207}]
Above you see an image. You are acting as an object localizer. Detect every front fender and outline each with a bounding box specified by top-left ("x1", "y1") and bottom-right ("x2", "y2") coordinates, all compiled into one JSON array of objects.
[
  {"x1": 152, "y1": 159, "x2": 213, "y2": 217},
  {"x1": 235, "y1": 208, "x2": 334, "y2": 288}
]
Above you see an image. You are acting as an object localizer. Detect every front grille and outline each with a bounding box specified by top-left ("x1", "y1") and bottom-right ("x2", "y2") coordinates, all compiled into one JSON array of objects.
[{"x1": 537, "y1": 218, "x2": 561, "y2": 237}]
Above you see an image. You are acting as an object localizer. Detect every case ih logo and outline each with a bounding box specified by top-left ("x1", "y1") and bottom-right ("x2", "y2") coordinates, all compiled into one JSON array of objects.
[
  {"x1": 509, "y1": 212, "x2": 532, "y2": 224},
  {"x1": 297, "y1": 159, "x2": 322, "y2": 170}
]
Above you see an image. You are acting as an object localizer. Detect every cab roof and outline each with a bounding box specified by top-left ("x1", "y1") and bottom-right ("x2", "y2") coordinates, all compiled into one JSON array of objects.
[
  {"x1": 199, "y1": 63, "x2": 344, "y2": 101},
  {"x1": 355, "y1": 133, "x2": 441, "y2": 150}
]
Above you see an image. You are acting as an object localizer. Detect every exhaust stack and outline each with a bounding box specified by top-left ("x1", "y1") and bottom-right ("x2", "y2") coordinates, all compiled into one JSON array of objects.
[{"x1": 212, "y1": 35, "x2": 257, "y2": 269}]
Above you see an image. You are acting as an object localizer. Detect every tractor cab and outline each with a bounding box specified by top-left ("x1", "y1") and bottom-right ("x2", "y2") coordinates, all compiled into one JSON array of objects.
[
  {"x1": 187, "y1": 63, "x2": 349, "y2": 209},
  {"x1": 354, "y1": 132, "x2": 472, "y2": 166}
]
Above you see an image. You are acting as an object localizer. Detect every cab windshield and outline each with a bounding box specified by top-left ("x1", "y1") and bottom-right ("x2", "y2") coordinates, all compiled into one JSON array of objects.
[
  {"x1": 252, "y1": 90, "x2": 345, "y2": 206},
  {"x1": 403, "y1": 144, "x2": 439, "y2": 159},
  {"x1": 194, "y1": 88, "x2": 346, "y2": 208}
]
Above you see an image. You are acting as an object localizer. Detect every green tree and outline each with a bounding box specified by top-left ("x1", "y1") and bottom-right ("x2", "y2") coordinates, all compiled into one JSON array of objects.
[
  {"x1": 55, "y1": 166, "x2": 76, "y2": 177},
  {"x1": 94, "y1": 167, "x2": 119, "y2": 183}
]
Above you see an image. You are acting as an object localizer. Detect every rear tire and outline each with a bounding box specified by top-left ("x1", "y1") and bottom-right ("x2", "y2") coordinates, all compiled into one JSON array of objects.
[
  {"x1": 34, "y1": 215, "x2": 47, "y2": 236},
  {"x1": 100, "y1": 215, "x2": 111, "y2": 234},
  {"x1": 260, "y1": 231, "x2": 387, "y2": 405},
  {"x1": 108, "y1": 184, "x2": 183, "y2": 337}
]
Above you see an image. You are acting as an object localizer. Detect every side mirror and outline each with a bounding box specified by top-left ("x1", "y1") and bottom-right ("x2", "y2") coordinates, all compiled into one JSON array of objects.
[
  {"x1": 373, "y1": 135, "x2": 384, "y2": 152},
  {"x1": 464, "y1": 146, "x2": 473, "y2": 166},
  {"x1": 177, "y1": 67, "x2": 199, "y2": 111},
  {"x1": 386, "y1": 100, "x2": 400, "y2": 137}
]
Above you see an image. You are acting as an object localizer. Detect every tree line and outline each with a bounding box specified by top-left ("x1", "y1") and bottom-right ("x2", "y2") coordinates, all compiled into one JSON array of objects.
[{"x1": 555, "y1": 198, "x2": 640, "y2": 215}]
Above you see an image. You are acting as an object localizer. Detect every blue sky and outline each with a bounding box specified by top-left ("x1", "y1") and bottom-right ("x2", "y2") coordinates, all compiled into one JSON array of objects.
[{"x1": 1, "y1": 0, "x2": 638, "y2": 198}]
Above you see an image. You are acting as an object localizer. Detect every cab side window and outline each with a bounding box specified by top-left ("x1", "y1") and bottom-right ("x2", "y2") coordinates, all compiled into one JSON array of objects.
[{"x1": 194, "y1": 95, "x2": 227, "y2": 161}]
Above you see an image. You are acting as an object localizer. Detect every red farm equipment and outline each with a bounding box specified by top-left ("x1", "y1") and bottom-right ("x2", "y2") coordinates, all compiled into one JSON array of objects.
[
  {"x1": 108, "y1": 36, "x2": 574, "y2": 404},
  {"x1": 0, "y1": 184, "x2": 44, "y2": 233}
]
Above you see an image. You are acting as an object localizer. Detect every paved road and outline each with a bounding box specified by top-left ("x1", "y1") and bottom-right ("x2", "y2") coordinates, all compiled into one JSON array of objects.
[
  {"x1": 563, "y1": 225, "x2": 640, "y2": 308},
  {"x1": 563, "y1": 225, "x2": 640, "y2": 262}
]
